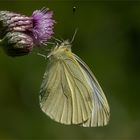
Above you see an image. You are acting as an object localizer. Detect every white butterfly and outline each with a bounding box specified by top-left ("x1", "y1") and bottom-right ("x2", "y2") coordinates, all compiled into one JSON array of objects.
[{"x1": 39, "y1": 40, "x2": 110, "y2": 127}]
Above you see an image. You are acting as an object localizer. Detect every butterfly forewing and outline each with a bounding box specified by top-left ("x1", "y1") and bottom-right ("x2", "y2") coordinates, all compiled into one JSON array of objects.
[{"x1": 39, "y1": 48, "x2": 93, "y2": 125}]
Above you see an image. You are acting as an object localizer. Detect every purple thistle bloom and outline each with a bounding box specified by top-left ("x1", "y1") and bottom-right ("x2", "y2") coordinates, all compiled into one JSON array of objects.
[{"x1": 31, "y1": 8, "x2": 54, "y2": 45}]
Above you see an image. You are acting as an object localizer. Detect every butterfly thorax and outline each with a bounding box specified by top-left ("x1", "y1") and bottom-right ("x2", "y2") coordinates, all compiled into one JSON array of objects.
[{"x1": 48, "y1": 40, "x2": 73, "y2": 60}]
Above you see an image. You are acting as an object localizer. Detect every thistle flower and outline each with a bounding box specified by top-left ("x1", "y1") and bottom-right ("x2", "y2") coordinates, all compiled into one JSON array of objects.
[
  {"x1": 31, "y1": 8, "x2": 54, "y2": 45},
  {"x1": 1, "y1": 32, "x2": 33, "y2": 57},
  {"x1": 0, "y1": 8, "x2": 54, "y2": 45},
  {"x1": 0, "y1": 8, "x2": 55, "y2": 56}
]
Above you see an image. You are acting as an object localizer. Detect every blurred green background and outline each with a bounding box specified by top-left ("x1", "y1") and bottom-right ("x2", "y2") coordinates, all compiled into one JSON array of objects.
[{"x1": 0, "y1": 0, "x2": 140, "y2": 139}]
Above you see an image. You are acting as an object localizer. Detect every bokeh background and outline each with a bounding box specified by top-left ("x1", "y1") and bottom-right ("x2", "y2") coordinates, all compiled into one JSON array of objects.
[{"x1": 0, "y1": 0, "x2": 140, "y2": 139}]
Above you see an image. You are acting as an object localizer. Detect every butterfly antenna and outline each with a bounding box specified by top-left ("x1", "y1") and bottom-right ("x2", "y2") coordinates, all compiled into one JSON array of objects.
[{"x1": 70, "y1": 28, "x2": 78, "y2": 43}]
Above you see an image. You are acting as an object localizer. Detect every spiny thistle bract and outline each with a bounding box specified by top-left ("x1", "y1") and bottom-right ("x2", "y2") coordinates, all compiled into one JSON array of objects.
[{"x1": 1, "y1": 32, "x2": 33, "y2": 57}]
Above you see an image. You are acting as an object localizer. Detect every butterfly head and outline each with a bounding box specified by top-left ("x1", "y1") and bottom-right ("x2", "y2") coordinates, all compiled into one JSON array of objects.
[{"x1": 59, "y1": 40, "x2": 72, "y2": 49}]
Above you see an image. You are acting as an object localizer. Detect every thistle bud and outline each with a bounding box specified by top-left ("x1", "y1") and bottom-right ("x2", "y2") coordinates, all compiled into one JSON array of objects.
[
  {"x1": 1, "y1": 32, "x2": 33, "y2": 57},
  {"x1": 0, "y1": 11, "x2": 33, "y2": 39}
]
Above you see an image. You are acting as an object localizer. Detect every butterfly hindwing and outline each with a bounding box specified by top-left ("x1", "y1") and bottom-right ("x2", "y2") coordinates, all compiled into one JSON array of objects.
[{"x1": 74, "y1": 54, "x2": 110, "y2": 127}]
